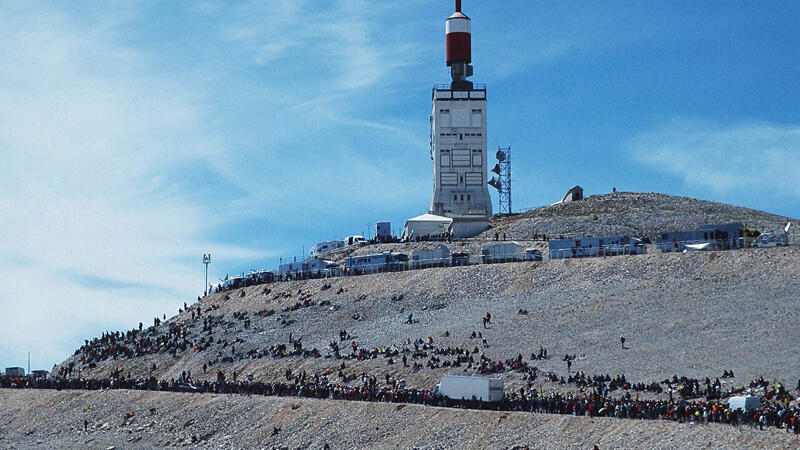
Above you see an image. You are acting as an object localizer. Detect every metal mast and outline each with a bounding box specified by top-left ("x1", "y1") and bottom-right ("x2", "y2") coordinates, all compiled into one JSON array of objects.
[
  {"x1": 489, "y1": 146, "x2": 512, "y2": 214},
  {"x1": 202, "y1": 253, "x2": 211, "y2": 296}
]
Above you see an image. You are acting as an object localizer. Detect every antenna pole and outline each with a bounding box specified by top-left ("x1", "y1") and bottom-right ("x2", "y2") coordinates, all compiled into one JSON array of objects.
[
  {"x1": 202, "y1": 254, "x2": 212, "y2": 296},
  {"x1": 455, "y1": 0, "x2": 461, "y2": 12}
]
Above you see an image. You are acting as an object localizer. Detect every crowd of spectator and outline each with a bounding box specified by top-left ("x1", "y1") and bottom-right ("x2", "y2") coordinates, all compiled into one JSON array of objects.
[{"x1": 2, "y1": 374, "x2": 799, "y2": 433}]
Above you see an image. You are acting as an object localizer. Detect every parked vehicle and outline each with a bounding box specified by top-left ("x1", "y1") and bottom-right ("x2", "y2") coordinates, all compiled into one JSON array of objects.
[
  {"x1": 309, "y1": 240, "x2": 345, "y2": 257},
  {"x1": 481, "y1": 242, "x2": 524, "y2": 263},
  {"x1": 412, "y1": 244, "x2": 451, "y2": 269},
  {"x1": 345, "y1": 235, "x2": 367, "y2": 247},
  {"x1": 751, "y1": 232, "x2": 788, "y2": 248},
  {"x1": 280, "y1": 259, "x2": 339, "y2": 278},
  {"x1": 221, "y1": 276, "x2": 245, "y2": 290},
  {"x1": 345, "y1": 252, "x2": 408, "y2": 275},
  {"x1": 435, "y1": 375, "x2": 503, "y2": 402},
  {"x1": 728, "y1": 396, "x2": 761, "y2": 411},
  {"x1": 549, "y1": 236, "x2": 643, "y2": 259},
  {"x1": 451, "y1": 252, "x2": 470, "y2": 266},
  {"x1": 525, "y1": 248, "x2": 542, "y2": 261},
  {"x1": 656, "y1": 223, "x2": 754, "y2": 252},
  {"x1": 246, "y1": 270, "x2": 274, "y2": 286}
]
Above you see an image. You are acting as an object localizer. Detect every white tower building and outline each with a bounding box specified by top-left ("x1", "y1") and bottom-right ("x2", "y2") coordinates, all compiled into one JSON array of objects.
[{"x1": 429, "y1": 0, "x2": 492, "y2": 238}]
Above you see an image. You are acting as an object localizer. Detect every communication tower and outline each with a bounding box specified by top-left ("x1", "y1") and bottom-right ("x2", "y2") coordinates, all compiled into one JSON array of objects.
[
  {"x1": 489, "y1": 146, "x2": 512, "y2": 215},
  {"x1": 429, "y1": 0, "x2": 492, "y2": 237}
]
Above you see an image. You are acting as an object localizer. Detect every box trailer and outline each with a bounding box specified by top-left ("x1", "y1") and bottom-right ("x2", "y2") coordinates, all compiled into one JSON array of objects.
[
  {"x1": 435, "y1": 375, "x2": 503, "y2": 402},
  {"x1": 481, "y1": 242, "x2": 524, "y2": 264},
  {"x1": 411, "y1": 244, "x2": 451, "y2": 268},
  {"x1": 728, "y1": 396, "x2": 761, "y2": 411}
]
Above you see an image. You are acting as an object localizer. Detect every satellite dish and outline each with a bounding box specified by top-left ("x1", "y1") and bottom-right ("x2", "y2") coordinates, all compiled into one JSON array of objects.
[
  {"x1": 491, "y1": 164, "x2": 501, "y2": 175},
  {"x1": 786, "y1": 222, "x2": 791, "y2": 233},
  {"x1": 496, "y1": 150, "x2": 505, "y2": 162}
]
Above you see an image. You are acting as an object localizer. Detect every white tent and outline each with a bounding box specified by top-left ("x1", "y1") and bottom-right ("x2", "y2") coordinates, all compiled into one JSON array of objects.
[{"x1": 401, "y1": 213, "x2": 453, "y2": 240}]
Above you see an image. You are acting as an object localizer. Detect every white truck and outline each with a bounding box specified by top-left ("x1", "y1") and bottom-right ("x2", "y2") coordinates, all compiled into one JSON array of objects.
[
  {"x1": 481, "y1": 242, "x2": 524, "y2": 264},
  {"x1": 411, "y1": 244, "x2": 451, "y2": 268},
  {"x1": 728, "y1": 396, "x2": 761, "y2": 411},
  {"x1": 435, "y1": 375, "x2": 504, "y2": 402}
]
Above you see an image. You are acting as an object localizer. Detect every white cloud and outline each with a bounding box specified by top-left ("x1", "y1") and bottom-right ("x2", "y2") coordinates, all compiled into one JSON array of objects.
[
  {"x1": 0, "y1": 4, "x2": 267, "y2": 368},
  {"x1": 629, "y1": 120, "x2": 800, "y2": 196},
  {"x1": 0, "y1": 0, "x2": 434, "y2": 369}
]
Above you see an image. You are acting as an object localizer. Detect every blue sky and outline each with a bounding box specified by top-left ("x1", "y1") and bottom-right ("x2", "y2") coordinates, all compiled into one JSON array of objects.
[{"x1": 1, "y1": 0, "x2": 799, "y2": 370}]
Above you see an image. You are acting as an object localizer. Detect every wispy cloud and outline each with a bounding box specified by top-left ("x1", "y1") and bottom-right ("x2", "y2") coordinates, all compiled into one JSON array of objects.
[
  {"x1": 219, "y1": 0, "x2": 422, "y2": 94},
  {"x1": 0, "y1": 4, "x2": 269, "y2": 368},
  {"x1": 629, "y1": 120, "x2": 800, "y2": 196}
]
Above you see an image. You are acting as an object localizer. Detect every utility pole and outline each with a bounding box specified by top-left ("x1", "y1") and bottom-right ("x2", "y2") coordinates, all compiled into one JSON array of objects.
[
  {"x1": 27, "y1": 352, "x2": 30, "y2": 376},
  {"x1": 202, "y1": 253, "x2": 211, "y2": 296}
]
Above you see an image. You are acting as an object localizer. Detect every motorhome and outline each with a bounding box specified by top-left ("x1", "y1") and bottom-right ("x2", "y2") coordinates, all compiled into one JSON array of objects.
[
  {"x1": 309, "y1": 240, "x2": 345, "y2": 257},
  {"x1": 345, "y1": 253, "x2": 408, "y2": 274},
  {"x1": 549, "y1": 236, "x2": 644, "y2": 259},
  {"x1": 279, "y1": 259, "x2": 338, "y2": 278}
]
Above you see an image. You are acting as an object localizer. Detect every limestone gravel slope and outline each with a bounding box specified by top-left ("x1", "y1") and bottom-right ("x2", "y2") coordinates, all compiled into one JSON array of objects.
[
  {"x1": 55, "y1": 247, "x2": 800, "y2": 397},
  {"x1": 1, "y1": 389, "x2": 797, "y2": 449}
]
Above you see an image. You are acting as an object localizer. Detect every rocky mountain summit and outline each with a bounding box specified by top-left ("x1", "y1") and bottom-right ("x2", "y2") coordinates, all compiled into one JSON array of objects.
[
  {"x1": 3, "y1": 192, "x2": 799, "y2": 449},
  {"x1": 486, "y1": 191, "x2": 795, "y2": 240}
]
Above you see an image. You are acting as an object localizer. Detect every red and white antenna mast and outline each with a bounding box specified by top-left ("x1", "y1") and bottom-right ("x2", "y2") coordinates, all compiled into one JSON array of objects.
[{"x1": 446, "y1": 0, "x2": 473, "y2": 89}]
